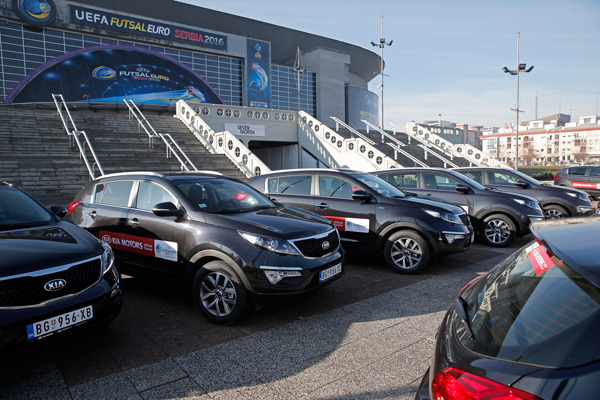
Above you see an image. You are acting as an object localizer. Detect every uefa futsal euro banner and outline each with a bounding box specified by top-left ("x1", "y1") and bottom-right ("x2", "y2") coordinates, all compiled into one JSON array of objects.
[
  {"x1": 6, "y1": 46, "x2": 224, "y2": 105},
  {"x1": 246, "y1": 38, "x2": 271, "y2": 108}
]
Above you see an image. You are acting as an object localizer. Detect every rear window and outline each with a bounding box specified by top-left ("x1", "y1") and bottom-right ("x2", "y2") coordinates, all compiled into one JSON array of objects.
[
  {"x1": 457, "y1": 241, "x2": 600, "y2": 368},
  {"x1": 569, "y1": 167, "x2": 587, "y2": 175}
]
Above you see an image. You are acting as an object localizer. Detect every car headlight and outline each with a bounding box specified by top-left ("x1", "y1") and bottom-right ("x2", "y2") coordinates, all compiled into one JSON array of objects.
[
  {"x1": 513, "y1": 198, "x2": 540, "y2": 210},
  {"x1": 238, "y1": 232, "x2": 301, "y2": 256},
  {"x1": 566, "y1": 191, "x2": 590, "y2": 202},
  {"x1": 100, "y1": 240, "x2": 115, "y2": 274},
  {"x1": 424, "y1": 210, "x2": 463, "y2": 225}
]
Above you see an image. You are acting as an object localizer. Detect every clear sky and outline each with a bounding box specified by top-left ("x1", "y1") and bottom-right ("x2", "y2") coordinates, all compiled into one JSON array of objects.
[{"x1": 178, "y1": 0, "x2": 600, "y2": 129}]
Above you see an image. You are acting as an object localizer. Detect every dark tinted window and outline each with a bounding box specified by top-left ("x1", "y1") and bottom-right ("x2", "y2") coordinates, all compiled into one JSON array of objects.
[
  {"x1": 318, "y1": 176, "x2": 355, "y2": 199},
  {"x1": 386, "y1": 173, "x2": 418, "y2": 188},
  {"x1": 271, "y1": 175, "x2": 312, "y2": 195},
  {"x1": 96, "y1": 181, "x2": 133, "y2": 207},
  {"x1": 588, "y1": 168, "x2": 600, "y2": 177},
  {"x1": 176, "y1": 179, "x2": 273, "y2": 213},
  {"x1": 423, "y1": 173, "x2": 461, "y2": 191},
  {"x1": 488, "y1": 171, "x2": 518, "y2": 186},
  {"x1": 569, "y1": 167, "x2": 587, "y2": 175},
  {"x1": 460, "y1": 171, "x2": 482, "y2": 183},
  {"x1": 457, "y1": 241, "x2": 600, "y2": 368},
  {"x1": 0, "y1": 186, "x2": 52, "y2": 228}
]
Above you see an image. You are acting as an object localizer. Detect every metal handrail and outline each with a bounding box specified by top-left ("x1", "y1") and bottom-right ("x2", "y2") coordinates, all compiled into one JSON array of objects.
[
  {"x1": 123, "y1": 99, "x2": 159, "y2": 147},
  {"x1": 361, "y1": 120, "x2": 405, "y2": 147},
  {"x1": 52, "y1": 93, "x2": 104, "y2": 179},
  {"x1": 330, "y1": 116, "x2": 376, "y2": 145},
  {"x1": 159, "y1": 133, "x2": 197, "y2": 171},
  {"x1": 417, "y1": 144, "x2": 459, "y2": 168},
  {"x1": 389, "y1": 122, "x2": 455, "y2": 158},
  {"x1": 386, "y1": 143, "x2": 428, "y2": 167},
  {"x1": 124, "y1": 99, "x2": 197, "y2": 171}
]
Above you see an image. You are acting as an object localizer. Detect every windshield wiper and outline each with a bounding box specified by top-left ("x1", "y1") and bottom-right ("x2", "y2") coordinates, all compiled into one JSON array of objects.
[{"x1": 454, "y1": 295, "x2": 475, "y2": 338}]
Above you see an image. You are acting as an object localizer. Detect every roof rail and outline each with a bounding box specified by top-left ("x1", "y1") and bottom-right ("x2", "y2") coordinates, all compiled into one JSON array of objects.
[{"x1": 99, "y1": 171, "x2": 165, "y2": 179}]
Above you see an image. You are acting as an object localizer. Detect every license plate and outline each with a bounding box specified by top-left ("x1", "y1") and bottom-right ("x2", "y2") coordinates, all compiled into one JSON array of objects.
[
  {"x1": 27, "y1": 306, "x2": 93, "y2": 340},
  {"x1": 320, "y1": 263, "x2": 342, "y2": 282}
]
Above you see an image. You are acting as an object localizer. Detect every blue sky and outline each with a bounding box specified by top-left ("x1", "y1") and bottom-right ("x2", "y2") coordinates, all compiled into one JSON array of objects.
[{"x1": 179, "y1": 0, "x2": 600, "y2": 128}]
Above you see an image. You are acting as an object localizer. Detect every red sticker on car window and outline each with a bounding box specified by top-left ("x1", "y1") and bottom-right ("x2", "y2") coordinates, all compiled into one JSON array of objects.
[
  {"x1": 236, "y1": 192, "x2": 248, "y2": 201},
  {"x1": 527, "y1": 244, "x2": 555, "y2": 274}
]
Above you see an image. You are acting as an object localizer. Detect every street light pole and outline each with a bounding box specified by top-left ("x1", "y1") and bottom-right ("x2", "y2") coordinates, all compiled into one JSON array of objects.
[
  {"x1": 502, "y1": 32, "x2": 533, "y2": 170},
  {"x1": 371, "y1": 15, "x2": 392, "y2": 130}
]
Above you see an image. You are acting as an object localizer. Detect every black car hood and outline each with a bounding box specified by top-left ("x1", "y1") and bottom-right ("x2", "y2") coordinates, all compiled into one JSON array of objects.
[
  {"x1": 0, "y1": 221, "x2": 103, "y2": 278},
  {"x1": 204, "y1": 205, "x2": 334, "y2": 239},
  {"x1": 393, "y1": 195, "x2": 466, "y2": 214}
]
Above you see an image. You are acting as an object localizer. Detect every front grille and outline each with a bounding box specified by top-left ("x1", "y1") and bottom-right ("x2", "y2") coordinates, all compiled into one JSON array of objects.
[
  {"x1": 0, "y1": 258, "x2": 102, "y2": 307},
  {"x1": 459, "y1": 213, "x2": 471, "y2": 227},
  {"x1": 293, "y1": 230, "x2": 340, "y2": 258}
]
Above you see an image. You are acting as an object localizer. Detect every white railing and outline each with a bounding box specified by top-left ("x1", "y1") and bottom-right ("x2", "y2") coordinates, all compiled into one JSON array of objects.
[
  {"x1": 417, "y1": 144, "x2": 459, "y2": 168},
  {"x1": 52, "y1": 93, "x2": 104, "y2": 179},
  {"x1": 362, "y1": 120, "x2": 406, "y2": 147},
  {"x1": 123, "y1": 99, "x2": 198, "y2": 172},
  {"x1": 175, "y1": 100, "x2": 271, "y2": 178},
  {"x1": 453, "y1": 144, "x2": 512, "y2": 168},
  {"x1": 386, "y1": 143, "x2": 428, "y2": 167},
  {"x1": 299, "y1": 112, "x2": 401, "y2": 170}
]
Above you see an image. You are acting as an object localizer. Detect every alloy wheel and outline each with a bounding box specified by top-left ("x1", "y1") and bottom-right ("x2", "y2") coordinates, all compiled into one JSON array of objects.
[
  {"x1": 390, "y1": 237, "x2": 423, "y2": 270},
  {"x1": 484, "y1": 219, "x2": 511, "y2": 244},
  {"x1": 200, "y1": 271, "x2": 237, "y2": 317}
]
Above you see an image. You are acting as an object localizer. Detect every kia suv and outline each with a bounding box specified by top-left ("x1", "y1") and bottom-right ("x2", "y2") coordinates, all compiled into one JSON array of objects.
[
  {"x1": 416, "y1": 217, "x2": 600, "y2": 400},
  {"x1": 454, "y1": 167, "x2": 594, "y2": 218},
  {"x1": 248, "y1": 169, "x2": 472, "y2": 274},
  {"x1": 67, "y1": 171, "x2": 343, "y2": 325},
  {"x1": 0, "y1": 182, "x2": 122, "y2": 352},
  {"x1": 373, "y1": 168, "x2": 545, "y2": 247},
  {"x1": 553, "y1": 165, "x2": 600, "y2": 198}
]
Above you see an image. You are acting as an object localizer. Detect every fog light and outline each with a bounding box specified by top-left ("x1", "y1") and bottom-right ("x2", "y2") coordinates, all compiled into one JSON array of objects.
[
  {"x1": 444, "y1": 233, "x2": 465, "y2": 244},
  {"x1": 261, "y1": 267, "x2": 302, "y2": 284}
]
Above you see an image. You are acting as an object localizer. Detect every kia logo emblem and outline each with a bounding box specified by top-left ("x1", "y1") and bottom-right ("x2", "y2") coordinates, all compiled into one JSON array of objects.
[
  {"x1": 44, "y1": 279, "x2": 66, "y2": 292},
  {"x1": 321, "y1": 241, "x2": 330, "y2": 251}
]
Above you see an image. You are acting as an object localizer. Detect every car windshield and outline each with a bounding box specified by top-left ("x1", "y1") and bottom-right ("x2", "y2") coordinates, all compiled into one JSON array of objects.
[
  {"x1": 448, "y1": 170, "x2": 487, "y2": 190},
  {"x1": 457, "y1": 241, "x2": 600, "y2": 368},
  {"x1": 507, "y1": 169, "x2": 542, "y2": 185},
  {"x1": 352, "y1": 173, "x2": 406, "y2": 198},
  {"x1": 0, "y1": 186, "x2": 53, "y2": 230},
  {"x1": 177, "y1": 178, "x2": 276, "y2": 213}
]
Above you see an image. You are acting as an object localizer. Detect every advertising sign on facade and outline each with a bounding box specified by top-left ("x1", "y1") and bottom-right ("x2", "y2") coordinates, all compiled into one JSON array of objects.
[
  {"x1": 6, "y1": 46, "x2": 224, "y2": 105},
  {"x1": 347, "y1": 86, "x2": 378, "y2": 130},
  {"x1": 70, "y1": 5, "x2": 227, "y2": 51},
  {"x1": 12, "y1": 0, "x2": 56, "y2": 27},
  {"x1": 225, "y1": 123, "x2": 266, "y2": 137},
  {"x1": 246, "y1": 38, "x2": 271, "y2": 108}
]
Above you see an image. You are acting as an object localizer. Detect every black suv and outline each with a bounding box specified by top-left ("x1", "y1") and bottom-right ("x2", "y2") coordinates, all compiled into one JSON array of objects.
[
  {"x1": 372, "y1": 168, "x2": 545, "y2": 247},
  {"x1": 248, "y1": 169, "x2": 472, "y2": 274},
  {"x1": 454, "y1": 167, "x2": 594, "y2": 219},
  {"x1": 554, "y1": 165, "x2": 600, "y2": 198},
  {"x1": 67, "y1": 171, "x2": 343, "y2": 325},
  {"x1": 417, "y1": 217, "x2": 600, "y2": 400},
  {"x1": 0, "y1": 182, "x2": 122, "y2": 351}
]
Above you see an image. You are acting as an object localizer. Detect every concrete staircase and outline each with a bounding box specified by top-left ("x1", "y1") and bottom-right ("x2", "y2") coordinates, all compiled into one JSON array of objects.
[{"x1": 0, "y1": 105, "x2": 246, "y2": 206}]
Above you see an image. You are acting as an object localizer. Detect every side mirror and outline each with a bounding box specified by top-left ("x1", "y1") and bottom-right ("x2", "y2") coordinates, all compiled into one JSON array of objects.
[
  {"x1": 153, "y1": 202, "x2": 184, "y2": 218},
  {"x1": 515, "y1": 180, "x2": 530, "y2": 189},
  {"x1": 50, "y1": 204, "x2": 68, "y2": 218},
  {"x1": 455, "y1": 184, "x2": 470, "y2": 194},
  {"x1": 352, "y1": 190, "x2": 372, "y2": 203}
]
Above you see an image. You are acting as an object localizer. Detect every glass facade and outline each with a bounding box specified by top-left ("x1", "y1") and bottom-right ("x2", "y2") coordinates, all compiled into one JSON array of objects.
[{"x1": 0, "y1": 22, "x2": 316, "y2": 116}]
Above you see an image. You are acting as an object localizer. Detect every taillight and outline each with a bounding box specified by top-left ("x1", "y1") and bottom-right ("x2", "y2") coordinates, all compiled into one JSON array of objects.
[
  {"x1": 67, "y1": 201, "x2": 80, "y2": 215},
  {"x1": 553, "y1": 173, "x2": 560, "y2": 180},
  {"x1": 432, "y1": 367, "x2": 541, "y2": 400}
]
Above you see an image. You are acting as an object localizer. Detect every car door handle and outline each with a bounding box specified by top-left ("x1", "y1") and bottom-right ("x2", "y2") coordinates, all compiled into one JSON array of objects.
[
  {"x1": 317, "y1": 203, "x2": 329, "y2": 210},
  {"x1": 130, "y1": 219, "x2": 140, "y2": 228},
  {"x1": 88, "y1": 210, "x2": 97, "y2": 219}
]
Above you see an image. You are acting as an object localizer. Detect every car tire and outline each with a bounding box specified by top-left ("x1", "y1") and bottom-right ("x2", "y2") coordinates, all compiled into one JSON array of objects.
[
  {"x1": 383, "y1": 230, "x2": 430, "y2": 274},
  {"x1": 192, "y1": 260, "x2": 248, "y2": 325},
  {"x1": 480, "y1": 214, "x2": 515, "y2": 247},
  {"x1": 543, "y1": 204, "x2": 568, "y2": 219}
]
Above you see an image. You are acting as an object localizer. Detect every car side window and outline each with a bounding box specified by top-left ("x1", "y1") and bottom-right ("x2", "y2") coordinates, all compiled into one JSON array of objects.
[
  {"x1": 488, "y1": 172, "x2": 518, "y2": 186},
  {"x1": 135, "y1": 181, "x2": 178, "y2": 211},
  {"x1": 96, "y1": 181, "x2": 133, "y2": 207},
  {"x1": 588, "y1": 168, "x2": 600, "y2": 177},
  {"x1": 277, "y1": 175, "x2": 312, "y2": 195},
  {"x1": 388, "y1": 173, "x2": 418, "y2": 188},
  {"x1": 423, "y1": 173, "x2": 460, "y2": 191},
  {"x1": 318, "y1": 176, "x2": 355, "y2": 199},
  {"x1": 569, "y1": 167, "x2": 587, "y2": 175},
  {"x1": 462, "y1": 171, "x2": 482, "y2": 183}
]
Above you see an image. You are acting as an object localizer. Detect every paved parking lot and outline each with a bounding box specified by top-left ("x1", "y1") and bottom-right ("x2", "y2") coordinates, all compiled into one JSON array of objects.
[{"x1": 0, "y1": 238, "x2": 530, "y2": 399}]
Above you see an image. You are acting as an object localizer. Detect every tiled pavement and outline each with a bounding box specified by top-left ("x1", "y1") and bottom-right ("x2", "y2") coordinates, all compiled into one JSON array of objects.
[{"x1": 0, "y1": 239, "x2": 528, "y2": 399}]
